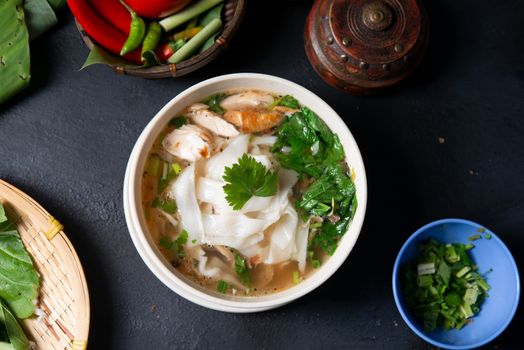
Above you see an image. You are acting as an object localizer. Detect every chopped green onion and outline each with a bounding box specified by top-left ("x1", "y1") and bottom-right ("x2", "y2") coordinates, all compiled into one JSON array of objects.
[
  {"x1": 418, "y1": 262, "x2": 436, "y2": 276},
  {"x1": 477, "y1": 278, "x2": 491, "y2": 291},
  {"x1": 292, "y1": 271, "x2": 300, "y2": 285},
  {"x1": 312, "y1": 259, "x2": 321, "y2": 268},
  {"x1": 158, "y1": 161, "x2": 180, "y2": 193},
  {"x1": 159, "y1": 236, "x2": 173, "y2": 250},
  {"x1": 484, "y1": 233, "x2": 492, "y2": 240},
  {"x1": 445, "y1": 244, "x2": 460, "y2": 263},
  {"x1": 234, "y1": 254, "x2": 251, "y2": 287},
  {"x1": 159, "y1": 230, "x2": 188, "y2": 258},
  {"x1": 456, "y1": 266, "x2": 471, "y2": 278},
  {"x1": 401, "y1": 238, "x2": 491, "y2": 332},
  {"x1": 460, "y1": 302, "x2": 474, "y2": 318},
  {"x1": 309, "y1": 222, "x2": 323, "y2": 229},
  {"x1": 217, "y1": 280, "x2": 228, "y2": 293},
  {"x1": 169, "y1": 116, "x2": 188, "y2": 128},
  {"x1": 417, "y1": 275, "x2": 433, "y2": 287},
  {"x1": 151, "y1": 197, "x2": 177, "y2": 214},
  {"x1": 307, "y1": 250, "x2": 314, "y2": 260},
  {"x1": 464, "y1": 287, "x2": 479, "y2": 305},
  {"x1": 468, "y1": 234, "x2": 481, "y2": 241},
  {"x1": 146, "y1": 154, "x2": 161, "y2": 176},
  {"x1": 191, "y1": 239, "x2": 197, "y2": 244},
  {"x1": 172, "y1": 162, "x2": 182, "y2": 175}
]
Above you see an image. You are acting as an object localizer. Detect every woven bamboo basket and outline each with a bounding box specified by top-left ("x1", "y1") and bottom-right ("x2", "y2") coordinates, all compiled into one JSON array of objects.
[
  {"x1": 77, "y1": 0, "x2": 246, "y2": 78},
  {"x1": 0, "y1": 179, "x2": 90, "y2": 350}
]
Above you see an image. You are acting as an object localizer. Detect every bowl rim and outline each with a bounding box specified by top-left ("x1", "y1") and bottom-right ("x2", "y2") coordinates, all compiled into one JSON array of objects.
[
  {"x1": 392, "y1": 218, "x2": 521, "y2": 349},
  {"x1": 123, "y1": 73, "x2": 368, "y2": 311}
]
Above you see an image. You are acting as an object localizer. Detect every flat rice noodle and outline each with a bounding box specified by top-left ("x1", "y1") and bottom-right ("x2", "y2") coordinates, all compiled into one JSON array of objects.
[
  {"x1": 256, "y1": 168, "x2": 298, "y2": 227},
  {"x1": 294, "y1": 219, "x2": 310, "y2": 273},
  {"x1": 167, "y1": 163, "x2": 204, "y2": 242},
  {"x1": 196, "y1": 177, "x2": 232, "y2": 213},
  {"x1": 250, "y1": 154, "x2": 272, "y2": 170},
  {"x1": 202, "y1": 214, "x2": 267, "y2": 249},
  {"x1": 188, "y1": 246, "x2": 244, "y2": 290},
  {"x1": 205, "y1": 134, "x2": 249, "y2": 181},
  {"x1": 239, "y1": 169, "x2": 300, "y2": 261},
  {"x1": 205, "y1": 233, "x2": 265, "y2": 252},
  {"x1": 241, "y1": 195, "x2": 273, "y2": 213},
  {"x1": 250, "y1": 135, "x2": 277, "y2": 146},
  {"x1": 264, "y1": 203, "x2": 298, "y2": 264}
]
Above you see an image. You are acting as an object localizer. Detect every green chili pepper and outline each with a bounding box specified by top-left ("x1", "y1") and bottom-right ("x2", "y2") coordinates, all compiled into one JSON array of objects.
[
  {"x1": 119, "y1": 0, "x2": 146, "y2": 56},
  {"x1": 141, "y1": 22, "x2": 162, "y2": 60}
]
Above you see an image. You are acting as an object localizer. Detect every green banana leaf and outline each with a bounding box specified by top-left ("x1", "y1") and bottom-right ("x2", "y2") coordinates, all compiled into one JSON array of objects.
[
  {"x1": 0, "y1": 0, "x2": 30, "y2": 105},
  {"x1": 0, "y1": 300, "x2": 29, "y2": 350},
  {"x1": 23, "y1": 0, "x2": 58, "y2": 41}
]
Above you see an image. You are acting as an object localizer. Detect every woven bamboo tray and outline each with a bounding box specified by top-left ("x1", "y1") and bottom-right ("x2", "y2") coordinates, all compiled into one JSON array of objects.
[
  {"x1": 76, "y1": 0, "x2": 246, "y2": 78},
  {"x1": 0, "y1": 179, "x2": 90, "y2": 350}
]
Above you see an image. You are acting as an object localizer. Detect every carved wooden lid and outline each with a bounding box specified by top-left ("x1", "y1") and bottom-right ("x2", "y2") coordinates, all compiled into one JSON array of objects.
[{"x1": 305, "y1": 0, "x2": 429, "y2": 94}]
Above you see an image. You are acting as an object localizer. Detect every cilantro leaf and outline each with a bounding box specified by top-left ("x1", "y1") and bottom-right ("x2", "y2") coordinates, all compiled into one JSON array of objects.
[{"x1": 222, "y1": 154, "x2": 278, "y2": 210}]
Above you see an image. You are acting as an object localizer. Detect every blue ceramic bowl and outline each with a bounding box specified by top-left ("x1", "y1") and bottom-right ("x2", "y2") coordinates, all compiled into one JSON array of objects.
[{"x1": 392, "y1": 219, "x2": 520, "y2": 349}]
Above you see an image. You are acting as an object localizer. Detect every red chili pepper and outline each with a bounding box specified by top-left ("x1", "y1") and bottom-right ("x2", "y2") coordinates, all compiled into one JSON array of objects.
[
  {"x1": 90, "y1": 0, "x2": 131, "y2": 34},
  {"x1": 67, "y1": 0, "x2": 142, "y2": 64},
  {"x1": 157, "y1": 42, "x2": 177, "y2": 62}
]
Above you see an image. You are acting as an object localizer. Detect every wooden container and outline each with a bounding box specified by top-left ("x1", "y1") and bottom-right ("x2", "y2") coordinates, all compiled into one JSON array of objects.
[
  {"x1": 305, "y1": 0, "x2": 429, "y2": 94},
  {"x1": 0, "y1": 180, "x2": 90, "y2": 350},
  {"x1": 77, "y1": 0, "x2": 245, "y2": 79}
]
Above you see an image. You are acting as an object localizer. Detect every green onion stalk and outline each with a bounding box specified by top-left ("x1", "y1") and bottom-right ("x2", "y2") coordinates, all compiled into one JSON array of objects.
[
  {"x1": 159, "y1": 0, "x2": 225, "y2": 32},
  {"x1": 168, "y1": 18, "x2": 222, "y2": 64}
]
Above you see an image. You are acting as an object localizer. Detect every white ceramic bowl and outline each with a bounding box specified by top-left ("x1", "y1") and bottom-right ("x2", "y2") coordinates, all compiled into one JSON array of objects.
[{"x1": 123, "y1": 73, "x2": 367, "y2": 312}]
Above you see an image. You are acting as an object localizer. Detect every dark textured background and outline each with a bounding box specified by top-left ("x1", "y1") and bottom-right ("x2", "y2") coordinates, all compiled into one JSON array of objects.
[{"x1": 1, "y1": 1, "x2": 523, "y2": 349}]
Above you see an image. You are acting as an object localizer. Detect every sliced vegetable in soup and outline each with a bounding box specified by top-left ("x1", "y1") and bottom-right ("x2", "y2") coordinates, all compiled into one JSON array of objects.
[{"x1": 141, "y1": 90, "x2": 357, "y2": 295}]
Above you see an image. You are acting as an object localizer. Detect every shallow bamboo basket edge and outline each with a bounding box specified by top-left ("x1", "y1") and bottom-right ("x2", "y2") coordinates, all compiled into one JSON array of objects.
[
  {"x1": 76, "y1": 0, "x2": 246, "y2": 78},
  {"x1": 0, "y1": 179, "x2": 90, "y2": 350}
]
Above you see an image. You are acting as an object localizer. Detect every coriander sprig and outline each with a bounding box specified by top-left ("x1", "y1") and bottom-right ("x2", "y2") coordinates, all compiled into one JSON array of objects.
[{"x1": 222, "y1": 154, "x2": 278, "y2": 210}]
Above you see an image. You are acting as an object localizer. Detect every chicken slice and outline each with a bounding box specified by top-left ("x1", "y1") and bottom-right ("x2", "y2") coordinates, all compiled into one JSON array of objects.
[
  {"x1": 162, "y1": 124, "x2": 212, "y2": 162},
  {"x1": 223, "y1": 110, "x2": 284, "y2": 133},
  {"x1": 220, "y1": 91, "x2": 275, "y2": 111},
  {"x1": 187, "y1": 103, "x2": 239, "y2": 137}
]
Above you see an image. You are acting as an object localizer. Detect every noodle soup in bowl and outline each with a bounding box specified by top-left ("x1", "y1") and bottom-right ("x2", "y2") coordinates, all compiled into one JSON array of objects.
[{"x1": 124, "y1": 73, "x2": 367, "y2": 312}]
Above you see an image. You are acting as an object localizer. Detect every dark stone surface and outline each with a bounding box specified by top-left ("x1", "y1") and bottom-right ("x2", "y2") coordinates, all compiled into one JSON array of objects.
[{"x1": 1, "y1": 1, "x2": 523, "y2": 349}]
